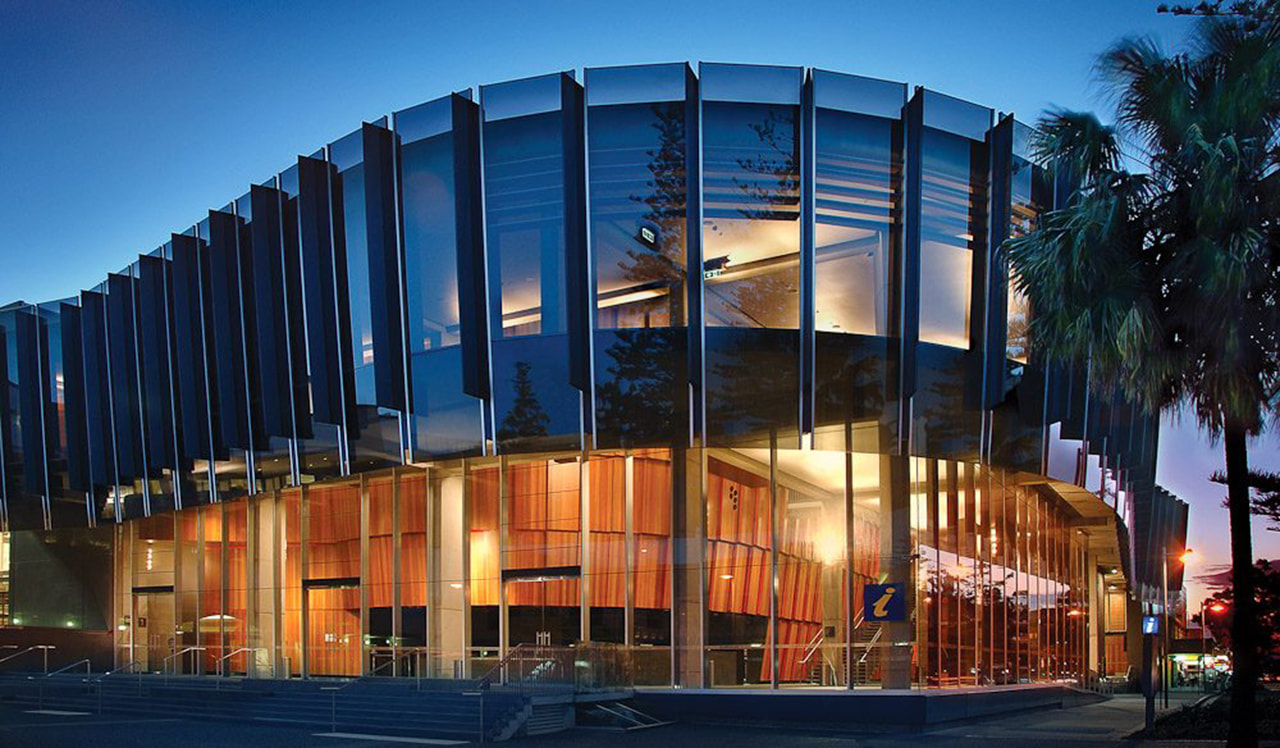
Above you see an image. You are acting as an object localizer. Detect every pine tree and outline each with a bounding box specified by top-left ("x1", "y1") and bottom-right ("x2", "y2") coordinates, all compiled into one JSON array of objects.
[{"x1": 497, "y1": 361, "x2": 550, "y2": 442}]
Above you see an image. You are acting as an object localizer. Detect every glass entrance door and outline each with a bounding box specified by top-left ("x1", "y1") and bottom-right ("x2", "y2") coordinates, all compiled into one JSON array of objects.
[
  {"x1": 304, "y1": 582, "x2": 361, "y2": 677},
  {"x1": 132, "y1": 591, "x2": 175, "y2": 672},
  {"x1": 505, "y1": 576, "x2": 580, "y2": 647}
]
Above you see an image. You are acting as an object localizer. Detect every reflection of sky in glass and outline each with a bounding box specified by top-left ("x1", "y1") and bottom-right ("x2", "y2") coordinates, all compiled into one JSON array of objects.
[
  {"x1": 483, "y1": 111, "x2": 566, "y2": 337},
  {"x1": 919, "y1": 128, "x2": 980, "y2": 349},
  {"x1": 815, "y1": 108, "x2": 896, "y2": 336}
]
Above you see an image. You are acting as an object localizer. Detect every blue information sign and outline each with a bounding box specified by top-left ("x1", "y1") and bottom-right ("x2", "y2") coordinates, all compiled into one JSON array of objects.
[
  {"x1": 1142, "y1": 615, "x2": 1160, "y2": 635},
  {"x1": 863, "y1": 582, "x2": 906, "y2": 622}
]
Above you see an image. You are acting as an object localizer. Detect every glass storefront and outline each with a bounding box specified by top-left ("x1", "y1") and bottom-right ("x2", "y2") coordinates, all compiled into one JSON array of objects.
[{"x1": 109, "y1": 447, "x2": 1089, "y2": 688}]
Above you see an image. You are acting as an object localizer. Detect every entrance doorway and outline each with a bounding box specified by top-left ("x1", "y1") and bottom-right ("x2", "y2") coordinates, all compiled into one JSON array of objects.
[
  {"x1": 303, "y1": 579, "x2": 361, "y2": 677},
  {"x1": 504, "y1": 573, "x2": 581, "y2": 648},
  {"x1": 132, "y1": 588, "x2": 175, "y2": 672}
]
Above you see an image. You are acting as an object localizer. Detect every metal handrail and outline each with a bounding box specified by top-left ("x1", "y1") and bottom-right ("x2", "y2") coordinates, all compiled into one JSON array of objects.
[
  {"x1": 214, "y1": 647, "x2": 262, "y2": 676},
  {"x1": 162, "y1": 647, "x2": 206, "y2": 681},
  {"x1": 858, "y1": 627, "x2": 884, "y2": 665},
  {"x1": 93, "y1": 660, "x2": 140, "y2": 683},
  {"x1": 93, "y1": 660, "x2": 144, "y2": 708},
  {"x1": 319, "y1": 676, "x2": 365, "y2": 733},
  {"x1": 32, "y1": 657, "x2": 89, "y2": 712},
  {"x1": 0, "y1": 645, "x2": 55, "y2": 673},
  {"x1": 478, "y1": 643, "x2": 531, "y2": 687},
  {"x1": 799, "y1": 629, "x2": 825, "y2": 665},
  {"x1": 38, "y1": 658, "x2": 91, "y2": 680},
  {"x1": 366, "y1": 645, "x2": 435, "y2": 682}
]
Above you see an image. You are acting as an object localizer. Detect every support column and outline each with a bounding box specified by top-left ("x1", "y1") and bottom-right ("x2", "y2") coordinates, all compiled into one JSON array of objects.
[
  {"x1": 246, "y1": 498, "x2": 257, "y2": 677},
  {"x1": 671, "y1": 447, "x2": 706, "y2": 688},
  {"x1": 429, "y1": 464, "x2": 470, "y2": 678},
  {"x1": 881, "y1": 452, "x2": 914, "y2": 690},
  {"x1": 359, "y1": 475, "x2": 370, "y2": 676},
  {"x1": 1087, "y1": 551, "x2": 1101, "y2": 679},
  {"x1": 580, "y1": 452, "x2": 591, "y2": 643},
  {"x1": 769, "y1": 435, "x2": 779, "y2": 689},
  {"x1": 299, "y1": 486, "x2": 310, "y2": 679},
  {"x1": 624, "y1": 453, "x2": 635, "y2": 648},
  {"x1": 392, "y1": 471, "x2": 402, "y2": 676},
  {"x1": 844, "y1": 431, "x2": 855, "y2": 689},
  {"x1": 252, "y1": 491, "x2": 281, "y2": 678},
  {"x1": 497, "y1": 457, "x2": 508, "y2": 658}
]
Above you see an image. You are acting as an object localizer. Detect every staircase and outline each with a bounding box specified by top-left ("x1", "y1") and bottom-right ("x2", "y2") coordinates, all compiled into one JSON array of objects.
[{"x1": 0, "y1": 672, "x2": 532, "y2": 741}]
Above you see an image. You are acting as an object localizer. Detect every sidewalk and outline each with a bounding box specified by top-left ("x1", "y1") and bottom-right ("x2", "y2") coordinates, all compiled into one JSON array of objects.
[{"x1": 884, "y1": 691, "x2": 1208, "y2": 746}]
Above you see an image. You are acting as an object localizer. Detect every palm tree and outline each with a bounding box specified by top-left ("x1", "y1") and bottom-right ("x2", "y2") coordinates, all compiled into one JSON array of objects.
[{"x1": 1007, "y1": 17, "x2": 1280, "y2": 746}]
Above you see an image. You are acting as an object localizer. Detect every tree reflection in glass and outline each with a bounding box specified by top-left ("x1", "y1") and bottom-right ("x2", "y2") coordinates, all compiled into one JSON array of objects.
[
  {"x1": 590, "y1": 99, "x2": 689, "y2": 446},
  {"x1": 703, "y1": 103, "x2": 800, "y2": 330}
]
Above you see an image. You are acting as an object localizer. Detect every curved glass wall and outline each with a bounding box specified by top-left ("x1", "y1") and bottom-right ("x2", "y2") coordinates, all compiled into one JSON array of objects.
[
  {"x1": 397, "y1": 95, "x2": 486, "y2": 460},
  {"x1": 4, "y1": 63, "x2": 1153, "y2": 695},
  {"x1": 811, "y1": 70, "x2": 904, "y2": 455},
  {"x1": 482, "y1": 74, "x2": 582, "y2": 454},
  {"x1": 328, "y1": 124, "x2": 406, "y2": 472},
  {"x1": 700, "y1": 63, "x2": 803, "y2": 448},
  {"x1": 587, "y1": 64, "x2": 691, "y2": 448},
  {"x1": 911, "y1": 92, "x2": 991, "y2": 463}
]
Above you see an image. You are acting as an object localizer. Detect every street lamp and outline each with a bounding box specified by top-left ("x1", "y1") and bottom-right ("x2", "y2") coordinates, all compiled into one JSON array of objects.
[
  {"x1": 1161, "y1": 547, "x2": 1194, "y2": 708},
  {"x1": 1200, "y1": 600, "x2": 1228, "y2": 692}
]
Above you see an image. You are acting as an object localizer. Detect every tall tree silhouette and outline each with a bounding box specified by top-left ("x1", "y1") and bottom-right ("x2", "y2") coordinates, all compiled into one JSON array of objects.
[
  {"x1": 620, "y1": 101, "x2": 687, "y2": 326},
  {"x1": 596, "y1": 102, "x2": 690, "y2": 446}
]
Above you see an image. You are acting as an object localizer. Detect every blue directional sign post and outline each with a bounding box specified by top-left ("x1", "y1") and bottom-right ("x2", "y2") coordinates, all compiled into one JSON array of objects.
[{"x1": 1142, "y1": 615, "x2": 1159, "y2": 729}]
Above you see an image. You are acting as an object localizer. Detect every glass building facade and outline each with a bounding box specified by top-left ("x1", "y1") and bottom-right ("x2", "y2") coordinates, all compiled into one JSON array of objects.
[{"x1": 0, "y1": 63, "x2": 1164, "y2": 690}]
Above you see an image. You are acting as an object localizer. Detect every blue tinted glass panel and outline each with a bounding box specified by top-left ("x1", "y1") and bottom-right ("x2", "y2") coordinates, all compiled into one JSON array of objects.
[
  {"x1": 586, "y1": 64, "x2": 686, "y2": 105},
  {"x1": 700, "y1": 63, "x2": 802, "y2": 105},
  {"x1": 702, "y1": 102, "x2": 800, "y2": 328},
  {"x1": 78, "y1": 289, "x2": 116, "y2": 520},
  {"x1": 814, "y1": 109, "x2": 896, "y2": 336},
  {"x1": 483, "y1": 73, "x2": 563, "y2": 121},
  {"x1": 38, "y1": 303, "x2": 88, "y2": 527},
  {"x1": 589, "y1": 97, "x2": 689, "y2": 447},
  {"x1": 398, "y1": 98, "x2": 485, "y2": 459},
  {"x1": 812, "y1": 69, "x2": 906, "y2": 119},
  {"x1": 1006, "y1": 155, "x2": 1048, "y2": 364},
  {"x1": 812, "y1": 107, "x2": 901, "y2": 453},
  {"x1": 330, "y1": 127, "x2": 404, "y2": 471},
  {"x1": 279, "y1": 165, "x2": 345, "y2": 482},
  {"x1": 922, "y1": 90, "x2": 991, "y2": 141},
  {"x1": 483, "y1": 90, "x2": 581, "y2": 453},
  {"x1": 913, "y1": 126, "x2": 987, "y2": 462},
  {"x1": 919, "y1": 129, "x2": 984, "y2": 349},
  {"x1": 702, "y1": 97, "x2": 800, "y2": 447},
  {"x1": 0, "y1": 307, "x2": 44, "y2": 529},
  {"x1": 105, "y1": 270, "x2": 146, "y2": 517},
  {"x1": 239, "y1": 187, "x2": 296, "y2": 491}
]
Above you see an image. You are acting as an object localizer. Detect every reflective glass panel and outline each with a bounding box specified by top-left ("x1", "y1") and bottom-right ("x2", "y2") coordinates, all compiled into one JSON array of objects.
[
  {"x1": 702, "y1": 95, "x2": 801, "y2": 446},
  {"x1": 398, "y1": 98, "x2": 485, "y2": 459},
  {"x1": 483, "y1": 78, "x2": 581, "y2": 453},
  {"x1": 588, "y1": 83, "x2": 689, "y2": 447},
  {"x1": 329, "y1": 128, "x2": 404, "y2": 472},
  {"x1": 815, "y1": 108, "x2": 897, "y2": 336},
  {"x1": 919, "y1": 128, "x2": 984, "y2": 349}
]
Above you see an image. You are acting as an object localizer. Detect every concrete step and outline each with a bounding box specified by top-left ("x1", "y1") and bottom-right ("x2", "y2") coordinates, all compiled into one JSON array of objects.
[{"x1": 0, "y1": 679, "x2": 531, "y2": 741}]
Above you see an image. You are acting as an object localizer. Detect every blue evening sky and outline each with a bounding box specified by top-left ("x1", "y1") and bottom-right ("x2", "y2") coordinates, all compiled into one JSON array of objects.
[{"x1": 2, "y1": 0, "x2": 1277, "y2": 606}]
